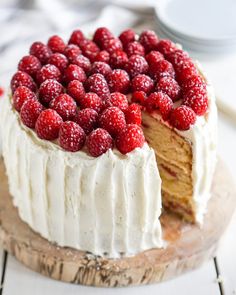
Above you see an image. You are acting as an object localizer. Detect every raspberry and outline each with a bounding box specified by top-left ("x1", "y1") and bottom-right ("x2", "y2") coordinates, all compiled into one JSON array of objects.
[
  {"x1": 79, "y1": 39, "x2": 100, "y2": 62},
  {"x1": 72, "y1": 55, "x2": 91, "y2": 73},
  {"x1": 99, "y1": 106, "x2": 126, "y2": 137},
  {"x1": 49, "y1": 93, "x2": 77, "y2": 121},
  {"x1": 39, "y1": 79, "x2": 64, "y2": 105},
  {"x1": 131, "y1": 91, "x2": 147, "y2": 105},
  {"x1": 20, "y1": 99, "x2": 44, "y2": 128},
  {"x1": 109, "y1": 50, "x2": 128, "y2": 69},
  {"x1": 149, "y1": 59, "x2": 175, "y2": 81},
  {"x1": 156, "y1": 76, "x2": 181, "y2": 102},
  {"x1": 131, "y1": 74, "x2": 154, "y2": 94},
  {"x1": 86, "y1": 73, "x2": 110, "y2": 100},
  {"x1": 11, "y1": 71, "x2": 37, "y2": 93},
  {"x1": 169, "y1": 105, "x2": 196, "y2": 130},
  {"x1": 182, "y1": 75, "x2": 206, "y2": 92},
  {"x1": 63, "y1": 64, "x2": 86, "y2": 84},
  {"x1": 35, "y1": 109, "x2": 63, "y2": 140},
  {"x1": 145, "y1": 51, "x2": 164, "y2": 65},
  {"x1": 105, "y1": 92, "x2": 129, "y2": 112},
  {"x1": 145, "y1": 92, "x2": 173, "y2": 120},
  {"x1": 126, "y1": 55, "x2": 148, "y2": 78},
  {"x1": 48, "y1": 53, "x2": 69, "y2": 72},
  {"x1": 36, "y1": 64, "x2": 61, "y2": 85},
  {"x1": 12, "y1": 86, "x2": 36, "y2": 112},
  {"x1": 166, "y1": 49, "x2": 190, "y2": 68},
  {"x1": 90, "y1": 61, "x2": 112, "y2": 77},
  {"x1": 119, "y1": 29, "x2": 136, "y2": 48},
  {"x1": 76, "y1": 108, "x2": 98, "y2": 134},
  {"x1": 183, "y1": 86, "x2": 208, "y2": 116},
  {"x1": 30, "y1": 41, "x2": 52, "y2": 64},
  {"x1": 116, "y1": 124, "x2": 145, "y2": 154},
  {"x1": 80, "y1": 92, "x2": 103, "y2": 113},
  {"x1": 176, "y1": 60, "x2": 198, "y2": 84},
  {"x1": 93, "y1": 27, "x2": 114, "y2": 48},
  {"x1": 94, "y1": 50, "x2": 110, "y2": 63},
  {"x1": 107, "y1": 69, "x2": 130, "y2": 93},
  {"x1": 125, "y1": 41, "x2": 145, "y2": 57},
  {"x1": 125, "y1": 103, "x2": 142, "y2": 125},
  {"x1": 156, "y1": 39, "x2": 177, "y2": 56},
  {"x1": 64, "y1": 44, "x2": 82, "y2": 62},
  {"x1": 102, "y1": 38, "x2": 123, "y2": 54},
  {"x1": 87, "y1": 128, "x2": 113, "y2": 157},
  {"x1": 18, "y1": 55, "x2": 41, "y2": 77},
  {"x1": 67, "y1": 80, "x2": 85, "y2": 104},
  {"x1": 59, "y1": 121, "x2": 86, "y2": 152},
  {"x1": 139, "y1": 30, "x2": 159, "y2": 53},
  {"x1": 68, "y1": 29, "x2": 85, "y2": 46},
  {"x1": 47, "y1": 35, "x2": 66, "y2": 53}
]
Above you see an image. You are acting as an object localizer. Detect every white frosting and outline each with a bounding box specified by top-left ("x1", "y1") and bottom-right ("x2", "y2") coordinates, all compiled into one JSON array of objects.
[{"x1": 0, "y1": 98, "x2": 163, "y2": 258}]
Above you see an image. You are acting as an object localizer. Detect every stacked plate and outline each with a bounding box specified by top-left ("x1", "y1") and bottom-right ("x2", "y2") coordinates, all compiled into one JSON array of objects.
[{"x1": 154, "y1": 0, "x2": 236, "y2": 53}]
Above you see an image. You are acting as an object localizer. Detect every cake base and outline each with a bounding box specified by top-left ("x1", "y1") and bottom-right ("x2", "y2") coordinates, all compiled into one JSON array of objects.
[{"x1": 0, "y1": 158, "x2": 235, "y2": 287}]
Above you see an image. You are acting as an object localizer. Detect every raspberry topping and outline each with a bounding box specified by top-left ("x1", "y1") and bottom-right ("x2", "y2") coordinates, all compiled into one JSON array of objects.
[
  {"x1": 87, "y1": 128, "x2": 113, "y2": 157},
  {"x1": 72, "y1": 55, "x2": 91, "y2": 73},
  {"x1": 182, "y1": 75, "x2": 206, "y2": 92},
  {"x1": 125, "y1": 103, "x2": 142, "y2": 125},
  {"x1": 36, "y1": 109, "x2": 63, "y2": 140},
  {"x1": 149, "y1": 59, "x2": 175, "y2": 81},
  {"x1": 13, "y1": 86, "x2": 36, "y2": 112},
  {"x1": 68, "y1": 29, "x2": 85, "y2": 46},
  {"x1": 116, "y1": 124, "x2": 145, "y2": 154},
  {"x1": 47, "y1": 35, "x2": 66, "y2": 53},
  {"x1": 183, "y1": 86, "x2": 208, "y2": 116},
  {"x1": 76, "y1": 108, "x2": 98, "y2": 134},
  {"x1": 145, "y1": 50, "x2": 164, "y2": 65},
  {"x1": 79, "y1": 39, "x2": 100, "y2": 62},
  {"x1": 48, "y1": 53, "x2": 69, "y2": 72},
  {"x1": 67, "y1": 80, "x2": 85, "y2": 104},
  {"x1": 176, "y1": 60, "x2": 198, "y2": 84},
  {"x1": 145, "y1": 92, "x2": 173, "y2": 120},
  {"x1": 80, "y1": 92, "x2": 103, "y2": 113},
  {"x1": 93, "y1": 27, "x2": 114, "y2": 48},
  {"x1": 126, "y1": 54, "x2": 149, "y2": 78},
  {"x1": 86, "y1": 73, "x2": 110, "y2": 100},
  {"x1": 59, "y1": 121, "x2": 86, "y2": 152},
  {"x1": 107, "y1": 69, "x2": 130, "y2": 93},
  {"x1": 20, "y1": 98, "x2": 44, "y2": 128},
  {"x1": 64, "y1": 44, "x2": 82, "y2": 62},
  {"x1": 94, "y1": 50, "x2": 110, "y2": 63},
  {"x1": 131, "y1": 91, "x2": 147, "y2": 105},
  {"x1": 49, "y1": 93, "x2": 77, "y2": 121},
  {"x1": 156, "y1": 76, "x2": 181, "y2": 102},
  {"x1": 11, "y1": 71, "x2": 37, "y2": 93},
  {"x1": 119, "y1": 29, "x2": 136, "y2": 47},
  {"x1": 39, "y1": 79, "x2": 64, "y2": 106},
  {"x1": 63, "y1": 64, "x2": 86, "y2": 84},
  {"x1": 105, "y1": 92, "x2": 129, "y2": 112},
  {"x1": 99, "y1": 106, "x2": 126, "y2": 137},
  {"x1": 109, "y1": 50, "x2": 128, "y2": 69},
  {"x1": 102, "y1": 38, "x2": 123, "y2": 54},
  {"x1": 30, "y1": 42, "x2": 52, "y2": 64},
  {"x1": 131, "y1": 74, "x2": 154, "y2": 94},
  {"x1": 125, "y1": 41, "x2": 145, "y2": 57},
  {"x1": 170, "y1": 105, "x2": 196, "y2": 130},
  {"x1": 156, "y1": 39, "x2": 177, "y2": 56},
  {"x1": 36, "y1": 64, "x2": 61, "y2": 84},
  {"x1": 139, "y1": 30, "x2": 159, "y2": 53},
  {"x1": 18, "y1": 55, "x2": 41, "y2": 78},
  {"x1": 90, "y1": 61, "x2": 112, "y2": 77}
]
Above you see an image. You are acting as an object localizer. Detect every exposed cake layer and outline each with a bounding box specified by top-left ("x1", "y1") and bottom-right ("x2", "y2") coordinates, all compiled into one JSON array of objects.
[
  {"x1": 142, "y1": 66, "x2": 217, "y2": 223},
  {"x1": 0, "y1": 97, "x2": 163, "y2": 258}
]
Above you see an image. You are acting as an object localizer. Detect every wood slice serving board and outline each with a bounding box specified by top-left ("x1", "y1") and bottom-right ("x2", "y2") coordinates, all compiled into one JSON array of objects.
[{"x1": 0, "y1": 158, "x2": 235, "y2": 287}]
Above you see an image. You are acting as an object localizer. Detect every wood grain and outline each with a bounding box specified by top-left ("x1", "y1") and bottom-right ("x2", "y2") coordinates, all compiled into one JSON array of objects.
[{"x1": 0, "y1": 158, "x2": 235, "y2": 288}]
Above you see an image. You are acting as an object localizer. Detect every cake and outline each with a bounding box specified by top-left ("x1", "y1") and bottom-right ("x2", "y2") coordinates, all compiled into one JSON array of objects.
[{"x1": 0, "y1": 28, "x2": 217, "y2": 258}]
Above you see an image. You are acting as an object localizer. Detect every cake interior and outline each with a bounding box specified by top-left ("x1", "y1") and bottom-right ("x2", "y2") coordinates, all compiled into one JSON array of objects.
[{"x1": 142, "y1": 111, "x2": 196, "y2": 222}]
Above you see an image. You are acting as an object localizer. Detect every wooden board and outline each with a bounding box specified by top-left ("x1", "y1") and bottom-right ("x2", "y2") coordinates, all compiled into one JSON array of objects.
[{"x1": 0, "y1": 158, "x2": 235, "y2": 288}]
